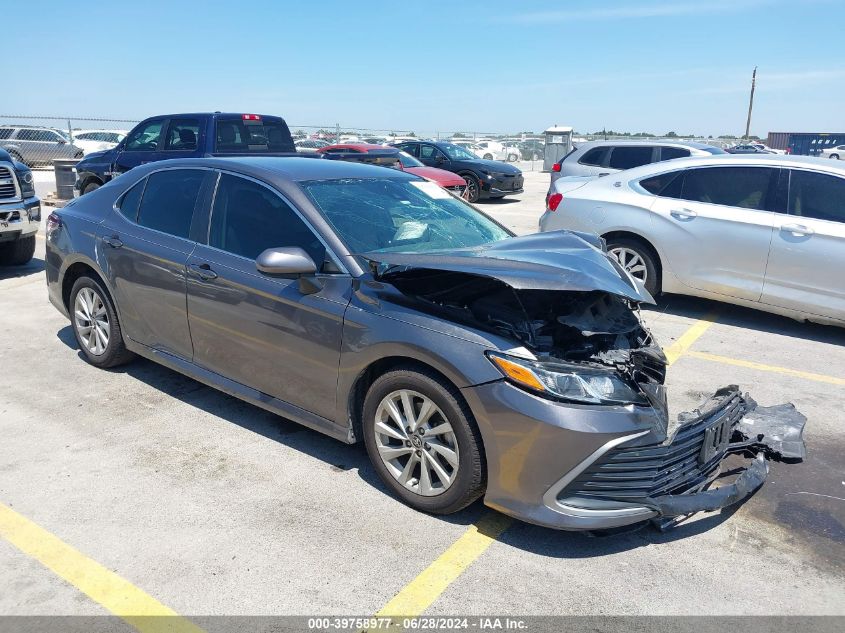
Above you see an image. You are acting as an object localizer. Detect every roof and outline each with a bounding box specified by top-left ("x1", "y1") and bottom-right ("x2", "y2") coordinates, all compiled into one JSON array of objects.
[
  {"x1": 544, "y1": 126, "x2": 574, "y2": 133},
  {"x1": 317, "y1": 143, "x2": 394, "y2": 152},
  {"x1": 129, "y1": 155, "x2": 417, "y2": 182},
  {"x1": 610, "y1": 153, "x2": 845, "y2": 180}
]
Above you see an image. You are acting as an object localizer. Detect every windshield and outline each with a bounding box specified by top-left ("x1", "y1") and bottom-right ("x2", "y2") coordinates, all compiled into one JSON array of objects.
[
  {"x1": 301, "y1": 178, "x2": 511, "y2": 254},
  {"x1": 440, "y1": 143, "x2": 479, "y2": 161},
  {"x1": 214, "y1": 116, "x2": 295, "y2": 153},
  {"x1": 397, "y1": 151, "x2": 423, "y2": 168}
]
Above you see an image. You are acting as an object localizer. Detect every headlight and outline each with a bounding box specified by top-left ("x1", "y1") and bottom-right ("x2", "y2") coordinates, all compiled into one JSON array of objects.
[
  {"x1": 486, "y1": 352, "x2": 647, "y2": 406},
  {"x1": 16, "y1": 169, "x2": 35, "y2": 197}
]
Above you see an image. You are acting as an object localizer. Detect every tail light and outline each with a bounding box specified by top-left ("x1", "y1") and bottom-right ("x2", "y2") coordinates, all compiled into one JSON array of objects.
[
  {"x1": 46, "y1": 212, "x2": 62, "y2": 236},
  {"x1": 552, "y1": 162, "x2": 561, "y2": 172},
  {"x1": 547, "y1": 193, "x2": 563, "y2": 211}
]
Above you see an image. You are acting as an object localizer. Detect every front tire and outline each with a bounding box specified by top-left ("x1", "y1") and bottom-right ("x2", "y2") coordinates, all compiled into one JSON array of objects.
[
  {"x1": 606, "y1": 237, "x2": 660, "y2": 296},
  {"x1": 507, "y1": 153, "x2": 519, "y2": 162},
  {"x1": 0, "y1": 235, "x2": 35, "y2": 265},
  {"x1": 461, "y1": 173, "x2": 481, "y2": 203},
  {"x1": 70, "y1": 276, "x2": 135, "y2": 368},
  {"x1": 483, "y1": 153, "x2": 493, "y2": 160},
  {"x1": 830, "y1": 154, "x2": 840, "y2": 160},
  {"x1": 362, "y1": 367, "x2": 486, "y2": 515}
]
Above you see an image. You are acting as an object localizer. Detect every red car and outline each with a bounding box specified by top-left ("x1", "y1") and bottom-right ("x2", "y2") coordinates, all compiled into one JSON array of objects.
[{"x1": 316, "y1": 143, "x2": 468, "y2": 198}]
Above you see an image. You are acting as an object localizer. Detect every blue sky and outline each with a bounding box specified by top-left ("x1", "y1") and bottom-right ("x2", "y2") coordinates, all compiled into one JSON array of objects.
[{"x1": 4, "y1": 0, "x2": 843, "y2": 136}]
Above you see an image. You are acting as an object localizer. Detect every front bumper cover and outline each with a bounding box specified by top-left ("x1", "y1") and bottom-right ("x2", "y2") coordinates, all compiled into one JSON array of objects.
[{"x1": 550, "y1": 386, "x2": 806, "y2": 530}]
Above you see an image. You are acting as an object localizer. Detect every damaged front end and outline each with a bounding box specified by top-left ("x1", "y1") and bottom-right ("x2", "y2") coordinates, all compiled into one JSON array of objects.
[{"x1": 363, "y1": 232, "x2": 806, "y2": 529}]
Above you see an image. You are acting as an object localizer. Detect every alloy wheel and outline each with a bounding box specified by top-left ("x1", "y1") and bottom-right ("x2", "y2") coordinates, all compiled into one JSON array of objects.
[
  {"x1": 463, "y1": 176, "x2": 479, "y2": 201},
  {"x1": 609, "y1": 246, "x2": 648, "y2": 284},
  {"x1": 74, "y1": 287, "x2": 110, "y2": 355},
  {"x1": 373, "y1": 389, "x2": 459, "y2": 497}
]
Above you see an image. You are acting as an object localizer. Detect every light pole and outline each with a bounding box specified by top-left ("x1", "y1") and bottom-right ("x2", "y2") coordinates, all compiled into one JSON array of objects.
[{"x1": 744, "y1": 66, "x2": 757, "y2": 139}]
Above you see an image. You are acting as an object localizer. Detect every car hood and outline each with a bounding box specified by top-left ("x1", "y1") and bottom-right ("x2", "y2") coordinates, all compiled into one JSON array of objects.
[
  {"x1": 362, "y1": 230, "x2": 653, "y2": 304},
  {"x1": 451, "y1": 158, "x2": 522, "y2": 174},
  {"x1": 403, "y1": 166, "x2": 466, "y2": 187}
]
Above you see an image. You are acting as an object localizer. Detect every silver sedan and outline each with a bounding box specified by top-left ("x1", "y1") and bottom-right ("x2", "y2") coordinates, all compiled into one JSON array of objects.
[{"x1": 539, "y1": 154, "x2": 845, "y2": 326}]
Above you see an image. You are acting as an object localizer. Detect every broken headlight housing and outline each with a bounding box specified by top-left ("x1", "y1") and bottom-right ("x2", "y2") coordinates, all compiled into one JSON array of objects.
[{"x1": 487, "y1": 352, "x2": 648, "y2": 406}]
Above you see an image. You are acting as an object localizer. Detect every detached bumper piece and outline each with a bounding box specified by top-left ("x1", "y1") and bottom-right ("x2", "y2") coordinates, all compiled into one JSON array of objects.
[{"x1": 560, "y1": 386, "x2": 806, "y2": 529}]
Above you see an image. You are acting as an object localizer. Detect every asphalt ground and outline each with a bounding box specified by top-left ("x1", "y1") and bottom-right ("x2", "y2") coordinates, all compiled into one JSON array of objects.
[{"x1": 1, "y1": 170, "x2": 843, "y2": 630}]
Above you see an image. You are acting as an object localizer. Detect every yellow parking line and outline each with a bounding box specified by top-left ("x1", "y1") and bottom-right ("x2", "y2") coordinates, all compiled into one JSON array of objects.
[
  {"x1": 0, "y1": 502, "x2": 205, "y2": 633},
  {"x1": 663, "y1": 313, "x2": 719, "y2": 365},
  {"x1": 374, "y1": 512, "x2": 512, "y2": 618},
  {"x1": 686, "y1": 350, "x2": 845, "y2": 385}
]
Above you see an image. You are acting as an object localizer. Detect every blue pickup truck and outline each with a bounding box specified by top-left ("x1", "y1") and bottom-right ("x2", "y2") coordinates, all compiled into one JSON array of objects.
[{"x1": 73, "y1": 112, "x2": 297, "y2": 196}]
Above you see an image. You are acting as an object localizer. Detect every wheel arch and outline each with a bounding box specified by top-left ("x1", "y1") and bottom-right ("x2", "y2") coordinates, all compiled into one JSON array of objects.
[{"x1": 60, "y1": 257, "x2": 116, "y2": 316}]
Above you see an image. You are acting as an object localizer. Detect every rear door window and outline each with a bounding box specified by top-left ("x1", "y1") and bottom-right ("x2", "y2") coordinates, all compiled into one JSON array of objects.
[
  {"x1": 787, "y1": 170, "x2": 845, "y2": 223},
  {"x1": 578, "y1": 147, "x2": 607, "y2": 166},
  {"x1": 608, "y1": 146, "x2": 655, "y2": 170},
  {"x1": 678, "y1": 167, "x2": 775, "y2": 210},
  {"x1": 163, "y1": 118, "x2": 200, "y2": 151},
  {"x1": 659, "y1": 147, "x2": 691, "y2": 161},
  {"x1": 214, "y1": 116, "x2": 295, "y2": 153},
  {"x1": 136, "y1": 169, "x2": 205, "y2": 239},
  {"x1": 0, "y1": 128, "x2": 12, "y2": 140}
]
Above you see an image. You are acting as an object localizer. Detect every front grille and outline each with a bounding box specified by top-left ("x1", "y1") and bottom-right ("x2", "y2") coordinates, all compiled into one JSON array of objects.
[
  {"x1": 563, "y1": 392, "x2": 747, "y2": 502},
  {"x1": 0, "y1": 210, "x2": 21, "y2": 223},
  {"x1": 0, "y1": 167, "x2": 17, "y2": 199}
]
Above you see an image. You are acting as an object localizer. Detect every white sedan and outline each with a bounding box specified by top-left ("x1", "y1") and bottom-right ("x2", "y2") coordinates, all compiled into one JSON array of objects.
[
  {"x1": 819, "y1": 144, "x2": 845, "y2": 160},
  {"x1": 539, "y1": 154, "x2": 845, "y2": 326},
  {"x1": 70, "y1": 130, "x2": 127, "y2": 155}
]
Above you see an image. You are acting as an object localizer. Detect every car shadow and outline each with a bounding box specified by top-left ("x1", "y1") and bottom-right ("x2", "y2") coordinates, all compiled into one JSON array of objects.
[
  {"x1": 0, "y1": 256, "x2": 45, "y2": 279},
  {"x1": 477, "y1": 197, "x2": 521, "y2": 206},
  {"x1": 54, "y1": 324, "x2": 764, "y2": 555},
  {"x1": 645, "y1": 294, "x2": 845, "y2": 346}
]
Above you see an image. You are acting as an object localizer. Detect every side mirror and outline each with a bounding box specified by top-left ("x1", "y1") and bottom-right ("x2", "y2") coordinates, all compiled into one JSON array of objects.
[
  {"x1": 256, "y1": 247, "x2": 317, "y2": 275},
  {"x1": 58, "y1": 138, "x2": 67, "y2": 145}
]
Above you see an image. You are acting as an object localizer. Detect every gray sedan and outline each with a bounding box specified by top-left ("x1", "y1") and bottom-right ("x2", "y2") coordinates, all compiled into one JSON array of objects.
[
  {"x1": 45, "y1": 157, "x2": 803, "y2": 530},
  {"x1": 540, "y1": 154, "x2": 845, "y2": 326}
]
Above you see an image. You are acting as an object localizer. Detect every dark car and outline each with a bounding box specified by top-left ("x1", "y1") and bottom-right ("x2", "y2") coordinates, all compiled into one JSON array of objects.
[
  {"x1": 393, "y1": 140, "x2": 523, "y2": 203},
  {"x1": 0, "y1": 147, "x2": 41, "y2": 265},
  {"x1": 726, "y1": 144, "x2": 775, "y2": 154},
  {"x1": 45, "y1": 157, "x2": 804, "y2": 531},
  {"x1": 73, "y1": 112, "x2": 296, "y2": 196},
  {"x1": 518, "y1": 139, "x2": 545, "y2": 161}
]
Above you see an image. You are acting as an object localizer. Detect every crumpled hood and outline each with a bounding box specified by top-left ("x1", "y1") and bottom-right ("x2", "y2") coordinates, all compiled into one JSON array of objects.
[{"x1": 363, "y1": 230, "x2": 654, "y2": 304}]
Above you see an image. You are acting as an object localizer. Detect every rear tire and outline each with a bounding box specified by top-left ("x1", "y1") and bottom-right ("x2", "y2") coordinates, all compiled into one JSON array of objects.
[
  {"x1": 605, "y1": 237, "x2": 660, "y2": 296},
  {"x1": 362, "y1": 367, "x2": 486, "y2": 515},
  {"x1": 831, "y1": 154, "x2": 840, "y2": 160},
  {"x1": 0, "y1": 235, "x2": 36, "y2": 265},
  {"x1": 507, "y1": 153, "x2": 519, "y2": 162},
  {"x1": 69, "y1": 276, "x2": 135, "y2": 368},
  {"x1": 483, "y1": 153, "x2": 493, "y2": 160},
  {"x1": 82, "y1": 181, "x2": 101, "y2": 195}
]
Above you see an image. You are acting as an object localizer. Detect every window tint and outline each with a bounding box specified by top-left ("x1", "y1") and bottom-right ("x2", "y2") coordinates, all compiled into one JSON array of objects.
[
  {"x1": 214, "y1": 117, "x2": 294, "y2": 153},
  {"x1": 578, "y1": 147, "x2": 607, "y2": 166},
  {"x1": 164, "y1": 119, "x2": 200, "y2": 151},
  {"x1": 680, "y1": 167, "x2": 774, "y2": 210},
  {"x1": 608, "y1": 146, "x2": 654, "y2": 170},
  {"x1": 788, "y1": 170, "x2": 845, "y2": 223},
  {"x1": 18, "y1": 129, "x2": 62, "y2": 142},
  {"x1": 118, "y1": 179, "x2": 146, "y2": 221},
  {"x1": 659, "y1": 147, "x2": 691, "y2": 161},
  {"x1": 639, "y1": 171, "x2": 683, "y2": 197},
  {"x1": 397, "y1": 143, "x2": 419, "y2": 157},
  {"x1": 136, "y1": 169, "x2": 204, "y2": 238},
  {"x1": 0, "y1": 128, "x2": 12, "y2": 140},
  {"x1": 419, "y1": 145, "x2": 442, "y2": 160},
  {"x1": 124, "y1": 120, "x2": 164, "y2": 151},
  {"x1": 209, "y1": 174, "x2": 326, "y2": 265}
]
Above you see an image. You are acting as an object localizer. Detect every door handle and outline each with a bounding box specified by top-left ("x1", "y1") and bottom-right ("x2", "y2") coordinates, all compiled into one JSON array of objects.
[
  {"x1": 103, "y1": 235, "x2": 123, "y2": 248},
  {"x1": 780, "y1": 223, "x2": 814, "y2": 236},
  {"x1": 670, "y1": 208, "x2": 698, "y2": 220},
  {"x1": 188, "y1": 263, "x2": 218, "y2": 280}
]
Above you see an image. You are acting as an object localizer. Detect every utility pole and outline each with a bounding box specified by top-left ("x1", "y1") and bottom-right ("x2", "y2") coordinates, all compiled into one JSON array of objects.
[{"x1": 744, "y1": 66, "x2": 757, "y2": 139}]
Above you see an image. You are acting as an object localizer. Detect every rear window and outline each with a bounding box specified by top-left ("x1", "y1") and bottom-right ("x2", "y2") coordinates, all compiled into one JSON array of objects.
[
  {"x1": 578, "y1": 147, "x2": 607, "y2": 166},
  {"x1": 659, "y1": 147, "x2": 691, "y2": 161},
  {"x1": 608, "y1": 146, "x2": 654, "y2": 170},
  {"x1": 214, "y1": 116, "x2": 295, "y2": 153},
  {"x1": 639, "y1": 172, "x2": 683, "y2": 197}
]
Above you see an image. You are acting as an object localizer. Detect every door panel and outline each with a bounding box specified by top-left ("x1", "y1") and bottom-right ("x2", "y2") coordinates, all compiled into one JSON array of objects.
[
  {"x1": 647, "y1": 166, "x2": 777, "y2": 301},
  {"x1": 186, "y1": 247, "x2": 350, "y2": 421},
  {"x1": 761, "y1": 169, "x2": 845, "y2": 318},
  {"x1": 113, "y1": 118, "x2": 166, "y2": 175}
]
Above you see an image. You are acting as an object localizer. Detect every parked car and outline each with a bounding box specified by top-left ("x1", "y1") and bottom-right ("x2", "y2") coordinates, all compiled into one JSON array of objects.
[
  {"x1": 45, "y1": 156, "x2": 803, "y2": 530},
  {"x1": 0, "y1": 126, "x2": 83, "y2": 167},
  {"x1": 73, "y1": 112, "x2": 297, "y2": 196},
  {"x1": 819, "y1": 144, "x2": 845, "y2": 160},
  {"x1": 540, "y1": 154, "x2": 845, "y2": 326},
  {"x1": 295, "y1": 138, "x2": 330, "y2": 153},
  {"x1": 70, "y1": 130, "x2": 128, "y2": 155},
  {"x1": 0, "y1": 148, "x2": 40, "y2": 265},
  {"x1": 393, "y1": 140, "x2": 523, "y2": 203},
  {"x1": 316, "y1": 143, "x2": 468, "y2": 197},
  {"x1": 726, "y1": 144, "x2": 774, "y2": 154},
  {"x1": 518, "y1": 139, "x2": 545, "y2": 161},
  {"x1": 550, "y1": 140, "x2": 726, "y2": 186},
  {"x1": 471, "y1": 140, "x2": 519, "y2": 162},
  {"x1": 747, "y1": 143, "x2": 784, "y2": 155}
]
